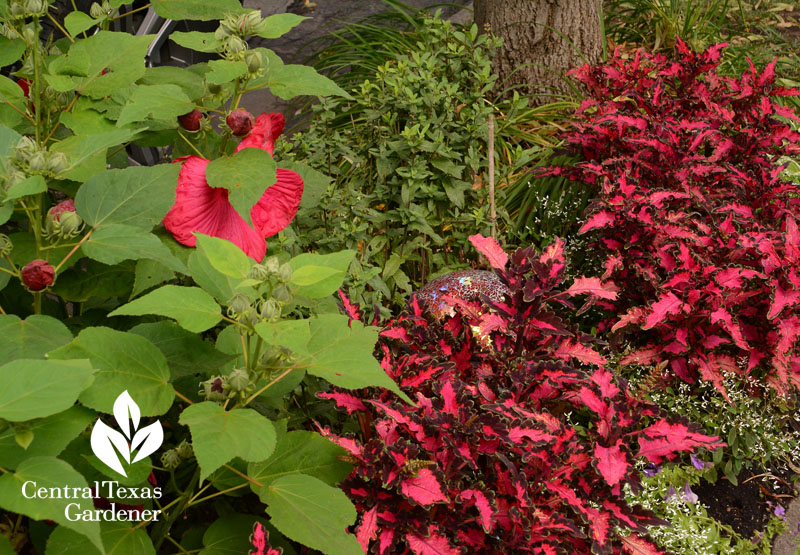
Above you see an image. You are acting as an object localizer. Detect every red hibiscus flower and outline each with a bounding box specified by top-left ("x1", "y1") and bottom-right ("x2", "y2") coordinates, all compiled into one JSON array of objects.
[{"x1": 162, "y1": 112, "x2": 303, "y2": 261}]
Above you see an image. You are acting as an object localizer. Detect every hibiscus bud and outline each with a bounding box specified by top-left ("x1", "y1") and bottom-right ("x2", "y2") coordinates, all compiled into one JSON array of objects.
[
  {"x1": 160, "y1": 449, "x2": 181, "y2": 470},
  {"x1": 46, "y1": 151, "x2": 68, "y2": 175},
  {"x1": 264, "y1": 256, "x2": 280, "y2": 274},
  {"x1": 226, "y1": 109, "x2": 253, "y2": 136},
  {"x1": 175, "y1": 439, "x2": 193, "y2": 459},
  {"x1": 5, "y1": 170, "x2": 26, "y2": 190},
  {"x1": 214, "y1": 25, "x2": 230, "y2": 41},
  {"x1": 237, "y1": 307, "x2": 259, "y2": 327},
  {"x1": 278, "y1": 262, "x2": 292, "y2": 283},
  {"x1": 15, "y1": 136, "x2": 36, "y2": 160},
  {"x1": 21, "y1": 259, "x2": 55, "y2": 291},
  {"x1": 244, "y1": 49, "x2": 262, "y2": 74},
  {"x1": 260, "y1": 299, "x2": 280, "y2": 321},
  {"x1": 273, "y1": 284, "x2": 291, "y2": 303},
  {"x1": 238, "y1": 10, "x2": 261, "y2": 36},
  {"x1": 248, "y1": 263, "x2": 270, "y2": 281},
  {"x1": 227, "y1": 293, "x2": 251, "y2": 317},
  {"x1": 10, "y1": 2, "x2": 26, "y2": 17},
  {"x1": 58, "y1": 211, "x2": 83, "y2": 237},
  {"x1": 177, "y1": 109, "x2": 202, "y2": 132},
  {"x1": 225, "y1": 35, "x2": 246, "y2": 55},
  {"x1": 28, "y1": 150, "x2": 46, "y2": 173},
  {"x1": 21, "y1": 27, "x2": 35, "y2": 44},
  {"x1": 228, "y1": 368, "x2": 250, "y2": 392},
  {"x1": 24, "y1": 0, "x2": 45, "y2": 15},
  {"x1": 0, "y1": 234, "x2": 12, "y2": 257},
  {"x1": 200, "y1": 376, "x2": 227, "y2": 402}
]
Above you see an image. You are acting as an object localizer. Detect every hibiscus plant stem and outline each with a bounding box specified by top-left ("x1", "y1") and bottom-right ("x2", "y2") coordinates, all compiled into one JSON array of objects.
[
  {"x1": 46, "y1": 11, "x2": 73, "y2": 43},
  {"x1": 32, "y1": 17, "x2": 41, "y2": 145},
  {"x1": 53, "y1": 229, "x2": 93, "y2": 274},
  {"x1": 244, "y1": 367, "x2": 295, "y2": 406},
  {"x1": 176, "y1": 130, "x2": 205, "y2": 158}
]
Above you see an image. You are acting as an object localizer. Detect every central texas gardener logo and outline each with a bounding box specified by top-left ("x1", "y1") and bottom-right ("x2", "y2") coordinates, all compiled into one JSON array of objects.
[{"x1": 90, "y1": 391, "x2": 163, "y2": 477}]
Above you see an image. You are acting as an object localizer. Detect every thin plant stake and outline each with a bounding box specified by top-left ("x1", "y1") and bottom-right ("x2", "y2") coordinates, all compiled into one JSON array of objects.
[{"x1": 488, "y1": 114, "x2": 497, "y2": 237}]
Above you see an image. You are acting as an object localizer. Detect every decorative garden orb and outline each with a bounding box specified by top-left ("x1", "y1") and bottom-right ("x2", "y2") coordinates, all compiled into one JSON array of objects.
[{"x1": 416, "y1": 269, "x2": 509, "y2": 318}]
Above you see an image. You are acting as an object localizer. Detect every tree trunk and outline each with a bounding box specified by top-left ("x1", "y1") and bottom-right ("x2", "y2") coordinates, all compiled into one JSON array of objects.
[{"x1": 474, "y1": 0, "x2": 603, "y2": 104}]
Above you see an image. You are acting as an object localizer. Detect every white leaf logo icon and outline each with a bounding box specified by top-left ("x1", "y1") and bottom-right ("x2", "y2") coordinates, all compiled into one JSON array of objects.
[{"x1": 90, "y1": 390, "x2": 163, "y2": 477}]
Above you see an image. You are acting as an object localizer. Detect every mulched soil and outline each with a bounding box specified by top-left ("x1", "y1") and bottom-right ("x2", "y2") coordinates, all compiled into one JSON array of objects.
[{"x1": 694, "y1": 467, "x2": 797, "y2": 539}]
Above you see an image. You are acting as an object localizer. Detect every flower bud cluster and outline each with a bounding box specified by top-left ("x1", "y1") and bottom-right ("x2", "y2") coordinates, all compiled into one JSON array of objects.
[
  {"x1": 199, "y1": 368, "x2": 255, "y2": 403},
  {"x1": 160, "y1": 440, "x2": 193, "y2": 470},
  {"x1": 213, "y1": 10, "x2": 264, "y2": 70},
  {"x1": 9, "y1": 0, "x2": 48, "y2": 18},
  {"x1": 89, "y1": 1, "x2": 112, "y2": 19},
  {"x1": 2, "y1": 138, "x2": 69, "y2": 198}
]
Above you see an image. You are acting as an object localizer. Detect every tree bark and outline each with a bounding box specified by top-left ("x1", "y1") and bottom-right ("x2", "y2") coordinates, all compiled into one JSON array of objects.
[{"x1": 474, "y1": 0, "x2": 603, "y2": 104}]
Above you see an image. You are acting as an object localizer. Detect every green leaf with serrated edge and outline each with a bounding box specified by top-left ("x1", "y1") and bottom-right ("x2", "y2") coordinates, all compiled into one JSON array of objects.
[
  {"x1": 75, "y1": 164, "x2": 179, "y2": 230},
  {"x1": 188, "y1": 244, "x2": 257, "y2": 304},
  {"x1": 0, "y1": 37, "x2": 24, "y2": 68},
  {"x1": 282, "y1": 161, "x2": 330, "y2": 210},
  {"x1": 249, "y1": 431, "x2": 350, "y2": 494},
  {"x1": 131, "y1": 258, "x2": 174, "y2": 298},
  {"x1": 130, "y1": 320, "x2": 233, "y2": 380},
  {"x1": 253, "y1": 13, "x2": 308, "y2": 39},
  {"x1": 139, "y1": 65, "x2": 207, "y2": 100},
  {"x1": 205, "y1": 59, "x2": 248, "y2": 85},
  {"x1": 255, "y1": 314, "x2": 413, "y2": 404},
  {"x1": 45, "y1": 521, "x2": 156, "y2": 555},
  {"x1": 60, "y1": 109, "x2": 117, "y2": 135},
  {"x1": 63, "y1": 11, "x2": 100, "y2": 37},
  {"x1": 169, "y1": 31, "x2": 221, "y2": 53},
  {"x1": 205, "y1": 148, "x2": 276, "y2": 227},
  {"x1": 49, "y1": 45, "x2": 90, "y2": 77},
  {"x1": 50, "y1": 327, "x2": 174, "y2": 416},
  {"x1": 0, "y1": 124, "x2": 21, "y2": 179},
  {"x1": 195, "y1": 234, "x2": 253, "y2": 279},
  {"x1": 51, "y1": 128, "x2": 140, "y2": 183},
  {"x1": 151, "y1": 0, "x2": 245, "y2": 21},
  {"x1": 199, "y1": 514, "x2": 295, "y2": 555},
  {"x1": 289, "y1": 250, "x2": 354, "y2": 299},
  {"x1": 179, "y1": 402, "x2": 276, "y2": 481},
  {"x1": 52, "y1": 260, "x2": 135, "y2": 303},
  {"x1": 0, "y1": 75, "x2": 24, "y2": 103},
  {"x1": 82, "y1": 225, "x2": 187, "y2": 273},
  {"x1": 116, "y1": 84, "x2": 193, "y2": 127},
  {"x1": 110, "y1": 285, "x2": 221, "y2": 333},
  {"x1": 0, "y1": 406, "x2": 95, "y2": 470},
  {"x1": 65, "y1": 32, "x2": 152, "y2": 98},
  {"x1": 249, "y1": 49, "x2": 348, "y2": 101},
  {"x1": 0, "y1": 359, "x2": 94, "y2": 422},
  {"x1": 0, "y1": 314, "x2": 73, "y2": 365},
  {"x1": 0, "y1": 457, "x2": 102, "y2": 552},
  {"x1": 0, "y1": 201, "x2": 12, "y2": 226},
  {"x1": 264, "y1": 474, "x2": 361, "y2": 555},
  {"x1": 5, "y1": 175, "x2": 46, "y2": 200}
]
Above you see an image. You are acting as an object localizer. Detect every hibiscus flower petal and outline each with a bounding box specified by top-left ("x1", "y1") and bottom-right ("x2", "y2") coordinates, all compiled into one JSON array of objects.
[
  {"x1": 235, "y1": 112, "x2": 285, "y2": 155},
  {"x1": 251, "y1": 168, "x2": 304, "y2": 238},
  {"x1": 163, "y1": 155, "x2": 266, "y2": 261}
]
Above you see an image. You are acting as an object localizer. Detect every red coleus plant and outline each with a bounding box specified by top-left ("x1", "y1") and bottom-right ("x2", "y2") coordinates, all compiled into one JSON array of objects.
[
  {"x1": 322, "y1": 235, "x2": 722, "y2": 554},
  {"x1": 546, "y1": 40, "x2": 800, "y2": 396},
  {"x1": 163, "y1": 112, "x2": 303, "y2": 261}
]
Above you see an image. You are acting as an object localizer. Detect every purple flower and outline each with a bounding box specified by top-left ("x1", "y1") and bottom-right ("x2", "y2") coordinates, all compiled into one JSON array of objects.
[
  {"x1": 643, "y1": 463, "x2": 660, "y2": 477},
  {"x1": 776, "y1": 505, "x2": 786, "y2": 518},
  {"x1": 682, "y1": 481, "x2": 698, "y2": 504},
  {"x1": 690, "y1": 454, "x2": 712, "y2": 470},
  {"x1": 665, "y1": 485, "x2": 677, "y2": 500}
]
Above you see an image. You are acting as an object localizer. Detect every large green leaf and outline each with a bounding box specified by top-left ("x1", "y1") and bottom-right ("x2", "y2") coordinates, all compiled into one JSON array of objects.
[
  {"x1": 0, "y1": 124, "x2": 21, "y2": 182},
  {"x1": 110, "y1": 285, "x2": 221, "y2": 332},
  {"x1": 138, "y1": 66, "x2": 207, "y2": 101},
  {"x1": 0, "y1": 457, "x2": 102, "y2": 552},
  {"x1": 289, "y1": 250, "x2": 354, "y2": 299},
  {"x1": 0, "y1": 406, "x2": 95, "y2": 469},
  {"x1": 52, "y1": 260, "x2": 135, "y2": 303},
  {"x1": 249, "y1": 49, "x2": 348, "y2": 101},
  {"x1": 131, "y1": 259, "x2": 174, "y2": 298},
  {"x1": 75, "y1": 164, "x2": 180, "y2": 230},
  {"x1": 169, "y1": 31, "x2": 221, "y2": 53},
  {"x1": 51, "y1": 128, "x2": 140, "y2": 183},
  {"x1": 195, "y1": 234, "x2": 252, "y2": 280},
  {"x1": 50, "y1": 327, "x2": 174, "y2": 416},
  {"x1": 205, "y1": 148, "x2": 276, "y2": 226},
  {"x1": 263, "y1": 474, "x2": 361, "y2": 555},
  {"x1": 63, "y1": 32, "x2": 153, "y2": 98},
  {"x1": 179, "y1": 402, "x2": 276, "y2": 481},
  {"x1": 0, "y1": 37, "x2": 24, "y2": 68},
  {"x1": 0, "y1": 359, "x2": 94, "y2": 422},
  {"x1": 63, "y1": 11, "x2": 100, "y2": 37},
  {"x1": 253, "y1": 14, "x2": 307, "y2": 39},
  {"x1": 117, "y1": 84, "x2": 193, "y2": 127},
  {"x1": 5, "y1": 175, "x2": 47, "y2": 200},
  {"x1": 130, "y1": 320, "x2": 233, "y2": 379},
  {"x1": 82, "y1": 224, "x2": 187, "y2": 273},
  {"x1": 248, "y1": 431, "x2": 351, "y2": 494},
  {"x1": 255, "y1": 314, "x2": 412, "y2": 403},
  {"x1": 0, "y1": 314, "x2": 73, "y2": 365},
  {"x1": 188, "y1": 245, "x2": 255, "y2": 304},
  {"x1": 45, "y1": 521, "x2": 155, "y2": 555},
  {"x1": 199, "y1": 514, "x2": 294, "y2": 555},
  {"x1": 205, "y1": 60, "x2": 248, "y2": 86},
  {"x1": 151, "y1": 0, "x2": 246, "y2": 21}
]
